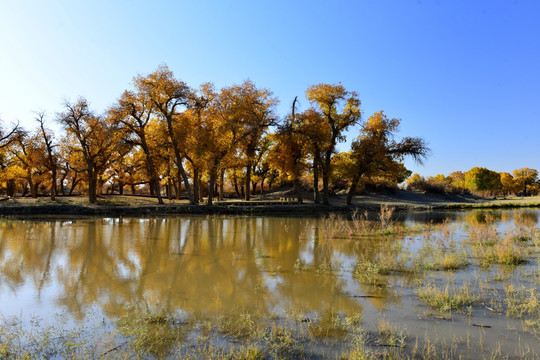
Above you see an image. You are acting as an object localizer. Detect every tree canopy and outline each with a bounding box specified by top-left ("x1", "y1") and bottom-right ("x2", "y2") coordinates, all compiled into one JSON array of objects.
[{"x1": 0, "y1": 65, "x2": 445, "y2": 204}]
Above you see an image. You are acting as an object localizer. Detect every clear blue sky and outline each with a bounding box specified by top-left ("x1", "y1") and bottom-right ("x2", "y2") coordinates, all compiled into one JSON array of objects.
[{"x1": 1, "y1": 0, "x2": 539, "y2": 176}]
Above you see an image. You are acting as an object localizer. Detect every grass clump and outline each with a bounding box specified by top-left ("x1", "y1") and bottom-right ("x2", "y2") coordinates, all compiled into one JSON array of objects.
[
  {"x1": 323, "y1": 206, "x2": 410, "y2": 240},
  {"x1": 466, "y1": 219, "x2": 530, "y2": 267},
  {"x1": 504, "y1": 285, "x2": 540, "y2": 335},
  {"x1": 353, "y1": 242, "x2": 408, "y2": 287},
  {"x1": 342, "y1": 332, "x2": 378, "y2": 360},
  {"x1": 416, "y1": 222, "x2": 469, "y2": 271},
  {"x1": 414, "y1": 241, "x2": 469, "y2": 271},
  {"x1": 308, "y1": 311, "x2": 351, "y2": 339},
  {"x1": 504, "y1": 285, "x2": 540, "y2": 319},
  {"x1": 353, "y1": 259, "x2": 391, "y2": 287},
  {"x1": 470, "y1": 236, "x2": 528, "y2": 267},
  {"x1": 116, "y1": 306, "x2": 186, "y2": 357},
  {"x1": 218, "y1": 312, "x2": 260, "y2": 339},
  {"x1": 375, "y1": 319, "x2": 407, "y2": 348},
  {"x1": 415, "y1": 283, "x2": 480, "y2": 313}
]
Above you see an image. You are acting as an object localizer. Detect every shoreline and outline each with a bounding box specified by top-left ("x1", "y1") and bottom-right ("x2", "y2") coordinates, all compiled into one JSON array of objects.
[{"x1": 1, "y1": 195, "x2": 540, "y2": 217}]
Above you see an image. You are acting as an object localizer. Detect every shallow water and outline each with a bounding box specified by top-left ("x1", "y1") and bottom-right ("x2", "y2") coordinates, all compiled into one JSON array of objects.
[{"x1": 0, "y1": 210, "x2": 539, "y2": 358}]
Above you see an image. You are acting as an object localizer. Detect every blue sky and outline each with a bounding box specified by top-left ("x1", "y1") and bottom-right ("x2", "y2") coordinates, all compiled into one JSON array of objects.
[{"x1": 1, "y1": 0, "x2": 538, "y2": 176}]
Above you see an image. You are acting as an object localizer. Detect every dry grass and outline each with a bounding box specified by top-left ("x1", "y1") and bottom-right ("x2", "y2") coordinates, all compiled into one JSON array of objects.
[{"x1": 415, "y1": 282, "x2": 480, "y2": 313}]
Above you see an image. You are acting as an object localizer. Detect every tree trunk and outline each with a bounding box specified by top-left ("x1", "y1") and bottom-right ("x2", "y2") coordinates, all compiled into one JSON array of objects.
[
  {"x1": 313, "y1": 151, "x2": 320, "y2": 203},
  {"x1": 321, "y1": 151, "x2": 332, "y2": 205},
  {"x1": 294, "y1": 179, "x2": 303, "y2": 204},
  {"x1": 98, "y1": 178, "x2": 103, "y2": 196},
  {"x1": 69, "y1": 176, "x2": 79, "y2": 196},
  {"x1": 173, "y1": 178, "x2": 179, "y2": 200},
  {"x1": 346, "y1": 175, "x2": 360, "y2": 206},
  {"x1": 7, "y1": 179, "x2": 16, "y2": 197},
  {"x1": 193, "y1": 168, "x2": 200, "y2": 203},
  {"x1": 51, "y1": 167, "x2": 57, "y2": 201},
  {"x1": 219, "y1": 168, "x2": 224, "y2": 201},
  {"x1": 164, "y1": 117, "x2": 194, "y2": 204},
  {"x1": 28, "y1": 171, "x2": 36, "y2": 198},
  {"x1": 207, "y1": 166, "x2": 217, "y2": 206},
  {"x1": 131, "y1": 184, "x2": 136, "y2": 194},
  {"x1": 141, "y1": 139, "x2": 163, "y2": 204},
  {"x1": 245, "y1": 165, "x2": 251, "y2": 201},
  {"x1": 88, "y1": 168, "x2": 97, "y2": 204},
  {"x1": 198, "y1": 178, "x2": 203, "y2": 202},
  {"x1": 119, "y1": 183, "x2": 124, "y2": 195},
  {"x1": 152, "y1": 178, "x2": 163, "y2": 204},
  {"x1": 233, "y1": 174, "x2": 240, "y2": 198}
]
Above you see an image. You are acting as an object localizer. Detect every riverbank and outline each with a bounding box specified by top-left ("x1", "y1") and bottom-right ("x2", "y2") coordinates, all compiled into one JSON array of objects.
[{"x1": 1, "y1": 191, "x2": 539, "y2": 216}]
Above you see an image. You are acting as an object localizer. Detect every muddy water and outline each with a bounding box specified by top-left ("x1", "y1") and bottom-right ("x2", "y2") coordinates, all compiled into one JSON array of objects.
[{"x1": 0, "y1": 210, "x2": 539, "y2": 357}]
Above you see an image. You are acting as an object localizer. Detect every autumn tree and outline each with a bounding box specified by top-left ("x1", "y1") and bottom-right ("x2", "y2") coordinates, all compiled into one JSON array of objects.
[
  {"x1": 134, "y1": 65, "x2": 195, "y2": 204},
  {"x1": 9, "y1": 130, "x2": 47, "y2": 197},
  {"x1": 232, "y1": 80, "x2": 278, "y2": 201},
  {"x1": 464, "y1": 167, "x2": 502, "y2": 195},
  {"x1": 330, "y1": 151, "x2": 356, "y2": 189},
  {"x1": 513, "y1": 168, "x2": 538, "y2": 196},
  {"x1": 345, "y1": 111, "x2": 428, "y2": 205},
  {"x1": 499, "y1": 172, "x2": 516, "y2": 197},
  {"x1": 295, "y1": 108, "x2": 329, "y2": 203},
  {"x1": 448, "y1": 171, "x2": 466, "y2": 191},
  {"x1": 58, "y1": 98, "x2": 118, "y2": 203},
  {"x1": 269, "y1": 97, "x2": 307, "y2": 203},
  {"x1": 57, "y1": 136, "x2": 87, "y2": 195},
  {"x1": 190, "y1": 81, "x2": 277, "y2": 205},
  {"x1": 406, "y1": 173, "x2": 425, "y2": 190},
  {"x1": 110, "y1": 89, "x2": 164, "y2": 204},
  {"x1": 306, "y1": 83, "x2": 361, "y2": 205},
  {"x1": 35, "y1": 112, "x2": 59, "y2": 200},
  {"x1": 182, "y1": 83, "x2": 215, "y2": 204}
]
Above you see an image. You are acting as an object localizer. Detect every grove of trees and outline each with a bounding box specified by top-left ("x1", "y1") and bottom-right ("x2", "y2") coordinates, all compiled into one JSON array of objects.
[
  {"x1": 1, "y1": 64, "x2": 431, "y2": 205},
  {"x1": 407, "y1": 167, "x2": 540, "y2": 197}
]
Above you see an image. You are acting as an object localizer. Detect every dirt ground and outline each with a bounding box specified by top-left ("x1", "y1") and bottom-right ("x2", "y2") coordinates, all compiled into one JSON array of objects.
[{"x1": 1, "y1": 190, "x2": 539, "y2": 215}]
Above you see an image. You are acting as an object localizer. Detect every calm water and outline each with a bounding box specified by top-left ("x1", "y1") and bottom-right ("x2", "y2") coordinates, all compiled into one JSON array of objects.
[{"x1": 0, "y1": 210, "x2": 539, "y2": 357}]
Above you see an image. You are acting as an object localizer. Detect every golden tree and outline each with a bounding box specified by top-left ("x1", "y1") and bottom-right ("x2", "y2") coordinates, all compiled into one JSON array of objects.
[
  {"x1": 464, "y1": 167, "x2": 502, "y2": 195},
  {"x1": 306, "y1": 83, "x2": 361, "y2": 205},
  {"x1": 9, "y1": 130, "x2": 48, "y2": 197},
  {"x1": 513, "y1": 167, "x2": 538, "y2": 195},
  {"x1": 110, "y1": 88, "x2": 165, "y2": 204},
  {"x1": 295, "y1": 108, "x2": 331, "y2": 203},
  {"x1": 500, "y1": 172, "x2": 517, "y2": 197},
  {"x1": 230, "y1": 80, "x2": 278, "y2": 201},
  {"x1": 58, "y1": 98, "x2": 119, "y2": 203},
  {"x1": 268, "y1": 97, "x2": 308, "y2": 202},
  {"x1": 134, "y1": 65, "x2": 195, "y2": 204},
  {"x1": 345, "y1": 111, "x2": 428, "y2": 205},
  {"x1": 35, "y1": 112, "x2": 59, "y2": 200}
]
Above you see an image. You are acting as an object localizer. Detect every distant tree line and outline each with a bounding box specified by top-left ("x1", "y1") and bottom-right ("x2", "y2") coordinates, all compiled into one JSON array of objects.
[
  {"x1": 0, "y1": 65, "x2": 430, "y2": 205},
  {"x1": 407, "y1": 167, "x2": 539, "y2": 197}
]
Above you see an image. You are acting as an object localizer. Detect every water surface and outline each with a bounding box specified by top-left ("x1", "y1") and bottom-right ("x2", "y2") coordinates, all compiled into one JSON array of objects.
[{"x1": 0, "y1": 210, "x2": 539, "y2": 358}]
